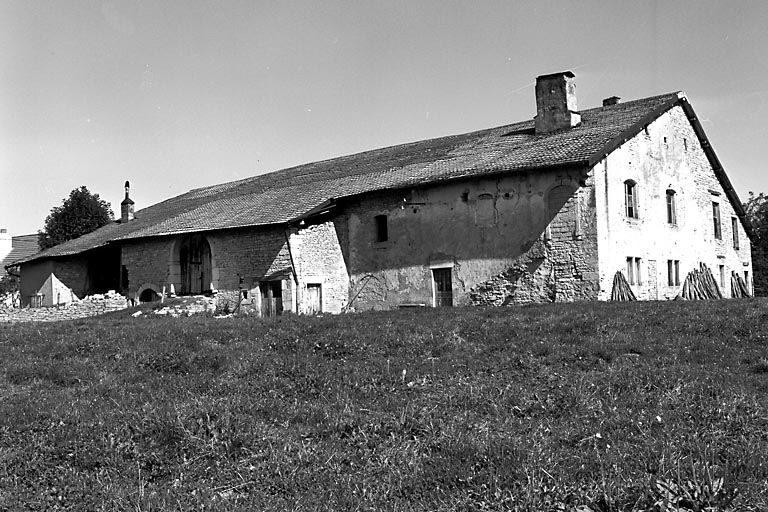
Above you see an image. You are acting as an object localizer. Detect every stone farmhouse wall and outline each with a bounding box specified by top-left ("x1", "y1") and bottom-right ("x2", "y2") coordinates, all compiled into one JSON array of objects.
[
  {"x1": 121, "y1": 226, "x2": 292, "y2": 311},
  {"x1": 288, "y1": 222, "x2": 350, "y2": 314},
  {"x1": 337, "y1": 169, "x2": 599, "y2": 310},
  {"x1": 593, "y1": 105, "x2": 752, "y2": 300}
]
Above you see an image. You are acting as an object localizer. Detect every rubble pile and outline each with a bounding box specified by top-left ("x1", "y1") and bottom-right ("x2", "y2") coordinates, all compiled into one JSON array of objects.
[
  {"x1": 1, "y1": 291, "x2": 20, "y2": 309},
  {"x1": 152, "y1": 296, "x2": 216, "y2": 318}
]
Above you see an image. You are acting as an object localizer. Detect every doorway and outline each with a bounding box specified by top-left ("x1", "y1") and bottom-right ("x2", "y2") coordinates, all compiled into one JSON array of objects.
[
  {"x1": 306, "y1": 284, "x2": 322, "y2": 315},
  {"x1": 178, "y1": 235, "x2": 212, "y2": 294},
  {"x1": 260, "y1": 281, "x2": 283, "y2": 317},
  {"x1": 432, "y1": 268, "x2": 453, "y2": 307}
]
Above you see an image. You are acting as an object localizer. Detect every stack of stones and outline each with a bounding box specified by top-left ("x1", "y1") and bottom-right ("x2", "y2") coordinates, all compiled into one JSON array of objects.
[{"x1": 153, "y1": 296, "x2": 216, "y2": 318}]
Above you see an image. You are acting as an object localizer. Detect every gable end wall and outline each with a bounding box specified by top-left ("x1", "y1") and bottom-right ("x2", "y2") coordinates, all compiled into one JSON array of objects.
[{"x1": 594, "y1": 105, "x2": 752, "y2": 299}]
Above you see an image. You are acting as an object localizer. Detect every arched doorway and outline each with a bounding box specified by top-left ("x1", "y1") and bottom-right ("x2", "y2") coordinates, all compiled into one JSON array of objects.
[{"x1": 178, "y1": 235, "x2": 212, "y2": 295}]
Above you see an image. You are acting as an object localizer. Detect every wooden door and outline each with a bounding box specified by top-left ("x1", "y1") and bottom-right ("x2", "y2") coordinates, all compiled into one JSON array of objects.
[
  {"x1": 433, "y1": 268, "x2": 453, "y2": 307},
  {"x1": 306, "y1": 284, "x2": 322, "y2": 315},
  {"x1": 260, "y1": 281, "x2": 283, "y2": 317},
  {"x1": 180, "y1": 235, "x2": 211, "y2": 294}
]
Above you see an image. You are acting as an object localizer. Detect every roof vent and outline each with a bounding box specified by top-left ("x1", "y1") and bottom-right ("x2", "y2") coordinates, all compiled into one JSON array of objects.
[
  {"x1": 121, "y1": 181, "x2": 135, "y2": 223},
  {"x1": 534, "y1": 71, "x2": 581, "y2": 135},
  {"x1": 603, "y1": 96, "x2": 621, "y2": 106}
]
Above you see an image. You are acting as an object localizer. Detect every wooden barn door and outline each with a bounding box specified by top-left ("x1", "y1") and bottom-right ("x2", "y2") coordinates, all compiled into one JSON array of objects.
[
  {"x1": 433, "y1": 268, "x2": 453, "y2": 307},
  {"x1": 180, "y1": 235, "x2": 212, "y2": 294},
  {"x1": 260, "y1": 281, "x2": 283, "y2": 317},
  {"x1": 306, "y1": 284, "x2": 322, "y2": 315}
]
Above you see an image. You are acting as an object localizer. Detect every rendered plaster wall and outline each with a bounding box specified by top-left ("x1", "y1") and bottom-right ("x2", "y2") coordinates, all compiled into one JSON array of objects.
[
  {"x1": 594, "y1": 105, "x2": 752, "y2": 300},
  {"x1": 288, "y1": 221, "x2": 350, "y2": 314},
  {"x1": 341, "y1": 170, "x2": 599, "y2": 310}
]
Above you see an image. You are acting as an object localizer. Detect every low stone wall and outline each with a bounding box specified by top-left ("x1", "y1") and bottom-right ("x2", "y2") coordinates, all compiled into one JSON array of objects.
[{"x1": 0, "y1": 291, "x2": 128, "y2": 323}]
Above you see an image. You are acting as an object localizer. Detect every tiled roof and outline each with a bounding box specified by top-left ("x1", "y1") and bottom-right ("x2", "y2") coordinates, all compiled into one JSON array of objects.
[
  {"x1": 12, "y1": 91, "x2": 714, "y2": 266},
  {"x1": 1, "y1": 234, "x2": 40, "y2": 275}
]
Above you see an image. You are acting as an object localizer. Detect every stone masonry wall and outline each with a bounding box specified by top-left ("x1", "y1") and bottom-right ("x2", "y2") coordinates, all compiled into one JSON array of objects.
[
  {"x1": 0, "y1": 291, "x2": 128, "y2": 323},
  {"x1": 121, "y1": 238, "x2": 174, "y2": 299},
  {"x1": 121, "y1": 227, "x2": 292, "y2": 314},
  {"x1": 469, "y1": 172, "x2": 600, "y2": 305},
  {"x1": 289, "y1": 221, "x2": 350, "y2": 314}
]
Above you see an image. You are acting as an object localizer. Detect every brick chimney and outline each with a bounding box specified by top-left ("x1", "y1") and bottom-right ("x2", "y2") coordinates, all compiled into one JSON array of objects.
[
  {"x1": 534, "y1": 71, "x2": 581, "y2": 134},
  {"x1": 121, "y1": 181, "x2": 135, "y2": 222}
]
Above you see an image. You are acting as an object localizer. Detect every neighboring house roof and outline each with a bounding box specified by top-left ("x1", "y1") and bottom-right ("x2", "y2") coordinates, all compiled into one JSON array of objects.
[
  {"x1": 1, "y1": 234, "x2": 40, "y2": 276},
  {"x1": 8, "y1": 91, "x2": 748, "y2": 267}
]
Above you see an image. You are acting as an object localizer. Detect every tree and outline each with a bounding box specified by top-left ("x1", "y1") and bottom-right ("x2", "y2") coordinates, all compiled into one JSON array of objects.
[
  {"x1": 38, "y1": 186, "x2": 114, "y2": 250},
  {"x1": 744, "y1": 191, "x2": 768, "y2": 296},
  {"x1": 0, "y1": 273, "x2": 19, "y2": 296}
]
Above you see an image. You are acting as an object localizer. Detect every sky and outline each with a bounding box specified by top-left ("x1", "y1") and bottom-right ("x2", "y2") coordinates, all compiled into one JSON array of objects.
[{"x1": 2, "y1": 0, "x2": 768, "y2": 235}]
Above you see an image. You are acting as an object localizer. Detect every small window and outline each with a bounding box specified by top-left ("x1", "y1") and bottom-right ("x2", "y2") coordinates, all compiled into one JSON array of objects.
[
  {"x1": 732, "y1": 217, "x2": 739, "y2": 250},
  {"x1": 624, "y1": 180, "x2": 638, "y2": 219},
  {"x1": 666, "y1": 189, "x2": 677, "y2": 225},
  {"x1": 667, "y1": 259, "x2": 680, "y2": 286},
  {"x1": 627, "y1": 257, "x2": 642, "y2": 285},
  {"x1": 712, "y1": 202, "x2": 721, "y2": 240},
  {"x1": 374, "y1": 215, "x2": 388, "y2": 242},
  {"x1": 719, "y1": 265, "x2": 725, "y2": 288}
]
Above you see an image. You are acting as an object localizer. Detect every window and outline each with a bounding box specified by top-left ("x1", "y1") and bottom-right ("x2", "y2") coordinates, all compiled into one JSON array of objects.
[
  {"x1": 666, "y1": 189, "x2": 677, "y2": 225},
  {"x1": 719, "y1": 265, "x2": 725, "y2": 288},
  {"x1": 374, "y1": 215, "x2": 388, "y2": 242},
  {"x1": 712, "y1": 202, "x2": 721, "y2": 239},
  {"x1": 732, "y1": 217, "x2": 739, "y2": 250},
  {"x1": 624, "y1": 180, "x2": 638, "y2": 218},
  {"x1": 667, "y1": 259, "x2": 680, "y2": 286},
  {"x1": 627, "y1": 257, "x2": 642, "y2": 285}
]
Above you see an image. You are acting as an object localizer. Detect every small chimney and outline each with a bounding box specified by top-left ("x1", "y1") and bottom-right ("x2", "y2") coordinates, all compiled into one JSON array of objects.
[
  {"x1": 603, "y1": 96, "x2": 621, "y2": 107},
  {"x1": 534, "y1": 71, "x2": 581, "y2": 135},
  {"x1": 121, "y1": 181, "x2": 135, "y2": 223}
]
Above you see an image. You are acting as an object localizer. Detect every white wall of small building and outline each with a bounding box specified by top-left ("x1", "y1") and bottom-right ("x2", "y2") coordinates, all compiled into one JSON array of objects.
[{"x1": 594, "y1": 104, "x2": 752, "y2": 300}]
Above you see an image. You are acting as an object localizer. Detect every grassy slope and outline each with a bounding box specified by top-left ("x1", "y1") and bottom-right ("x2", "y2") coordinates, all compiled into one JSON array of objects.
[{"x1": 0, "y1": 300, "x2": 767, "y2": 511}]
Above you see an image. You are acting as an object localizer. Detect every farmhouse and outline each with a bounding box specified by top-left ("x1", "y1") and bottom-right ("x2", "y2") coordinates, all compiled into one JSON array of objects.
[{"x1": 8, "y1": 72, "x2": 753, "y2": 312}]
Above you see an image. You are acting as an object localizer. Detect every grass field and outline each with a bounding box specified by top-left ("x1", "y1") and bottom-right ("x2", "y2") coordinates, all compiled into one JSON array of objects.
[{"x1": 1, "y1": 299, "x2": 767, "y2": 511}]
